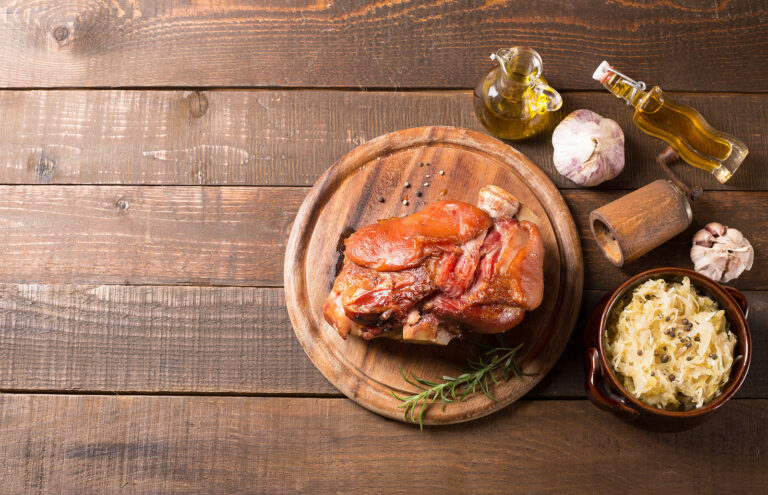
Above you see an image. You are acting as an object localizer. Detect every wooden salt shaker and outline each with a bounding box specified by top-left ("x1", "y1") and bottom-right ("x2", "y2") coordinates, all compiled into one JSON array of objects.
[{"x1": 589, "y1": 179, "x2": 692, "y2": 267}]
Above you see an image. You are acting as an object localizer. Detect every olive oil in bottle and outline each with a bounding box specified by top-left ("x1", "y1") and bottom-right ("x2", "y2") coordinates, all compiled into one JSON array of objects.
[
  {"x1": 593, "y1": 61, "x2": 748, "y2": 183},
  {"x1": 473, "y1": 47, "x2": 562, "y2": 140}
]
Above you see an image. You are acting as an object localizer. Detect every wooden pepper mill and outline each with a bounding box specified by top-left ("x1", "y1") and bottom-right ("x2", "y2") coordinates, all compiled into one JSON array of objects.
[
  {"x1": 589, "y1": 148, "x2": 699, "y2": 267},
  {"x1": 590, "y1": 179, "x2": 692, "y2": 267}
]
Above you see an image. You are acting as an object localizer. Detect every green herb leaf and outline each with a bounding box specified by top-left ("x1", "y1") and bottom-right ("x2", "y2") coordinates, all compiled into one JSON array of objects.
[{"x1": 391, "y1": 342, "x2": 531, "y2": 429}]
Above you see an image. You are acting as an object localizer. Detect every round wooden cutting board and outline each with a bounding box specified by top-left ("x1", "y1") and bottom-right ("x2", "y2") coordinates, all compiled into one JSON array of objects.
[{"x1": 284, "y1": 126, "x2": 583, "y2": 425}]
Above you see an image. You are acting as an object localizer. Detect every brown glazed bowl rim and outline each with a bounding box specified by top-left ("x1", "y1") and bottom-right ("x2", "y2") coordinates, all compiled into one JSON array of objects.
[{"x1": 598, "y1": 267, "x2": 752, "y2": 418}]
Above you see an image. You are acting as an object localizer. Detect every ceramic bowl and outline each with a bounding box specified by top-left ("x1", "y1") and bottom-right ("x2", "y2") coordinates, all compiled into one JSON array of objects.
[{"x1": 583, "y1": 267, "x2": 751, "y2": 430}]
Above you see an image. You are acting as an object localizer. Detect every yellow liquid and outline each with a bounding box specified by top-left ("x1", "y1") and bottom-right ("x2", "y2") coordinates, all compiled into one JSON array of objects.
[
  {"x1": 604, "y1": 76, "x2": 747, "y2": 183},
  {"x1": 473, "y1": 69, "x2": 553, "y2": 140},
  {"x1": 635, "y1": 88, "x2": 737, "y2": 180}
]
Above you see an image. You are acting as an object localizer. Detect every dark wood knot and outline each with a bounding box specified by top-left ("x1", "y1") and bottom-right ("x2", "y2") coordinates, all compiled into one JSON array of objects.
[
  {"x1": 30, "y1": 153, "x2": 56, "y2": 180},
  {"x1": 115, "y1": 199, "x2": 129, "y2": 212},
  {"x1": 186, "y1": 91, "x2": 209, "y2": 118},
  {"x1": 52, "y1": 26, "x2": 70, "y2": 42}
]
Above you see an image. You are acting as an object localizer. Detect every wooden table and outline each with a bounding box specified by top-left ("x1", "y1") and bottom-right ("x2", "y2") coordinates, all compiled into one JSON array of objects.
[{"x1": 0, "y1": 1, "x2": 765, "y2": 493}]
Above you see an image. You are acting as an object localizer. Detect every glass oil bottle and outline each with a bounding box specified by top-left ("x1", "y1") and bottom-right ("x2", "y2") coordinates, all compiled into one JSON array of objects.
[
  {"x1": 593, "y1": 61, "x2": 748, "y2": 183},
  {"x1": 473, "y1": 47, "x2": 562, "y2": 140}
]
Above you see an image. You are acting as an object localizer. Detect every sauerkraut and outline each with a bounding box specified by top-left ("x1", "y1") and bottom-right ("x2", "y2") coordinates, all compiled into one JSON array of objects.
[{"x1": 605, "y1": 277, "x2": 736, "y2": 410}]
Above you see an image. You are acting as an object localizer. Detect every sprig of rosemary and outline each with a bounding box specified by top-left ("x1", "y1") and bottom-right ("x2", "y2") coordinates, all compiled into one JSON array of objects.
[{"x1": 391, "y1": 338, "x2": 532, "y2": 429}]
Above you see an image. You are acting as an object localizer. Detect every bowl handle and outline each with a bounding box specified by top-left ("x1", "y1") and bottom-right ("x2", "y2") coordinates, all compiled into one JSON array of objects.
[
  {"x1": 724, "y1": 286, "x2": 749, "y2": 318},
  {"x1": 585, "y1": 347, "x2": 639, "y2": 418}
]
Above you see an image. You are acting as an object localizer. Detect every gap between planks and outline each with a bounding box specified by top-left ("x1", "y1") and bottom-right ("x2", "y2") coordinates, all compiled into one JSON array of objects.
[
  {"x1": 0, "y1": 389, "x2": 760, "y2": 401},
  {"x1": 0, "y1": 184, "x2": 765, "y2": 193},
  {"x1": 0, "y1": 87, "x2": 766, "y2": 95}
]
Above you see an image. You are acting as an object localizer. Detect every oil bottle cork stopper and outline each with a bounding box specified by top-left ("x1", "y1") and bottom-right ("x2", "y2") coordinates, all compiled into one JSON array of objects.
[{"x1": 592, "y1": 61, "x2": 612, "y2": 82}]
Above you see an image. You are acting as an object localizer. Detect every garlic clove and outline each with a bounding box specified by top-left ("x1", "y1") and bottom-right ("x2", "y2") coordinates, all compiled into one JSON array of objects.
[
  {"x1": 690, "y1": 222, "x2": 754, "y2": 283},
  {"x1": 723, "y1": 227, "x2": 754, "y2": 275},
  {"x1": 721, "y1": 265, "x2": 741, "y2": 283},
  {"x1": 721, "y1": 227, "x2": 744, "y2": 245},
  {"x1": 552, "y1": 109, "x2": 624, "y2": 187},
  {"x1": 694, "y1": 255, "x2": 728, "y2": 282},
  {"x1": 692, "y1": 229, "x2": 715, "y2": 247},
  {"x1": 741, "y1": 250, "x2": 755, "y2": 272},
  {"x1": 477, "y1": 185, "x2": 520, "y2": 219},
  {"x1": 705, "y1": 222, "x2": 726, "y2": 237}
]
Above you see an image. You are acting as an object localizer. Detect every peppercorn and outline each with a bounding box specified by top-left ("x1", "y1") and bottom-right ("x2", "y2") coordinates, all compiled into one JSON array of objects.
[
  {"x1": 377, "y1": 196, "x2": 385, "y2": 203},
  {"x1": 415, "y1": 191, "x2": 422, "y2": 197},
  {"x1": 710, "y1": 353, "x2": 718, "y2": 359},
  {"x1": 404, "y1": 182, "x2": 410, "y2": 188},
  {"x1": 637, "y1": 349, "x2": 643, "y2": 356},
  {"x1": 682, "y1": 318, "x2": 689, "y2": 325},
  {"x1": 665, "y1": 316, "x2": 670, "y2": 322},
  {"x1": 661, "y1": 355, "x2": 669, "y2": 363},
  {"x1": 650, "y1": 372, "x2": 655, "y2": 376},
  {"x1": 694, "y1": 336, "x2": 700, "y2": 341},
  {"x1": 669, "y1": 374, "x2": 676, "y2": 381},
  {"x1": 686, "y1": 357, "x2": 692, "y2": 361}
]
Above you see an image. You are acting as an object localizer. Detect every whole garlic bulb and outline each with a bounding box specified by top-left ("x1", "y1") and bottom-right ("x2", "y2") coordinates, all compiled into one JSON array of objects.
[
  {"x1": 690, "y1": 222, "x2": 754, "y2": 283},
  {"x1": 552, "y1": 109, "x2": 624, "y2": 187}
]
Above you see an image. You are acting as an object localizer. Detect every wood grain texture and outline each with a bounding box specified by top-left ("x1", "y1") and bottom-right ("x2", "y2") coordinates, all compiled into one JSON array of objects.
[
  {"x1": 0, "y1": 90, "x2": 765, "y2": 190},
  {"x1": 284, "y1": 126, "x2": 582, "y2": 423},
  {"x1": 0, "y1": 395, "x2": 765, "y2": 494},
  {"x1": 0, "y1": 186, "x2": 763, "y2": 289},
  {"x1": 1, "y1": 286, "x2": 766, "y2": 399},
  {"x1": 589, "y1": 180, "x2": 693, "y2": 266},
  {"x1": 0, "y1": 0, "x2": 766, "y2": 90},
  {"x1": 0, "y1": 284, "x2": 332, "y2": 394},
  {"x1": 0, "y1": 185, "x2": 300, "y2": 286}
]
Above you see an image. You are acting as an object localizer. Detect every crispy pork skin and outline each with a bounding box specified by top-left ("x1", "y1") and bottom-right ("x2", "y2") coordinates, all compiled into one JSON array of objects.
[
  {"x1": 322, "y1": 186, "x2": 544, "y2": 345},
  {"x1": 344, "y1": 200, "x2": 492, "y2": 271}
]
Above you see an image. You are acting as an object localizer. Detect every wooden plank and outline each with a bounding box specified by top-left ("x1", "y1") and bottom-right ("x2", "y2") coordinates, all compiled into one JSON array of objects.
[
  {"x1": 0, "y1": 1, "x2": 766, "y2": 90},
  {"x1": 0, "y1": 90, "x2": 765, "y2": 190},
  {"x1": 0, "y1": 395, "x2": 765, "y2": 493},
  {"x1": 1, "y1": 285, "x2": 766, "y2": 399},
  {"x1": 0, "y1": 285, "x2": 334, "y2": 395},
  {"x1": 0, "y1": 186, "x2": 301, "y2": 286},
  {"x1": 0, "y1": 186, "x2": 764, "y2": 289}
]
